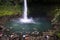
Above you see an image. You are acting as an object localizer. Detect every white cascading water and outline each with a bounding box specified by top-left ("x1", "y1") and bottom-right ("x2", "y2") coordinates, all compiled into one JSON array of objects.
[
  {"x1": 23, "y1": 0, "x2": 28, "y2": 19},
  {"x1": 20, "y1": 0, "x2": 34, "y2": 23}
]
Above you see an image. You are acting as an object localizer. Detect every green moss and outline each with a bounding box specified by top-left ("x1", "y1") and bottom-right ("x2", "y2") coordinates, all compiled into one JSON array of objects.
[{"x1": 0, "y1": 5, "x2": 22, "y2": 16}]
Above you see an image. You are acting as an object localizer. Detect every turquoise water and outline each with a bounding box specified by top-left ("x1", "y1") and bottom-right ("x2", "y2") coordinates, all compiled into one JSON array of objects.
[{"x1": 5, "y1": 18, "x2": 51, "y2": 33}]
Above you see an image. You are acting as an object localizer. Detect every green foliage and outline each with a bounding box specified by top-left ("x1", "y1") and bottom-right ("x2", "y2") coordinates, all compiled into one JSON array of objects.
[
  {"x1": 51, "y1": 8, "x2": 60, "y2": 23},
  {"x1": 0, "y1": 0, "x2": 23, "y2": 16},
  {"x1": 57, "y1": 34, "x2": 60, "y2": 38},
  {"x1": 0, "y1": 5, "x2": 22, "y2": 16},
  {"x1": 56, "y1": 32, "x2": 60, "y2": 38}
]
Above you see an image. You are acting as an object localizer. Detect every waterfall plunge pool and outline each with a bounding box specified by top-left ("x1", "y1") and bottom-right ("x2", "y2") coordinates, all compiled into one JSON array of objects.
[{"x1": 5, "y1": 17, "x2": 51, "y2": 33}]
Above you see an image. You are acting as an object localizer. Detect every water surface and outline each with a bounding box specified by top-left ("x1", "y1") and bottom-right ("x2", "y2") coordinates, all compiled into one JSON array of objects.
[{"x1": 5, "y1": 17, "x2": 51, "y2": 33}]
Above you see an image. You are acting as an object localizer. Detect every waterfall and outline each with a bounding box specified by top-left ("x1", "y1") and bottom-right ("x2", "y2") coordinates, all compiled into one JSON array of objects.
[
  {"x1": 23, "y1": 0, "x2": 28, "y2": 19},
  {"x1": 20, "y1": 0, "x2": 34, "y2": 23}
]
